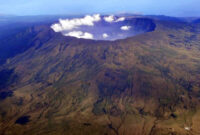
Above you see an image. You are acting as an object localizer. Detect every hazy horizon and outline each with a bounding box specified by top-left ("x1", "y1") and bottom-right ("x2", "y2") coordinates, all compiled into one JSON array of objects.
[{"x1": 0, "y1": 0, "x2": 200, "y2": 17}]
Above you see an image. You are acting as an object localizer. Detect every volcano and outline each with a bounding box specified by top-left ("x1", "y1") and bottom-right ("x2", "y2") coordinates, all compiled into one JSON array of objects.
[{"x1": 0, "y1": 14, "x2": 200, "y2": 135}]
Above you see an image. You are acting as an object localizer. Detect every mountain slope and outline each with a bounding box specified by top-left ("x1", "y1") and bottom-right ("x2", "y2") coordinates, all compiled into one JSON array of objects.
[{"x1": 0, "y1": 18, "x2": 200, "y2": 135}]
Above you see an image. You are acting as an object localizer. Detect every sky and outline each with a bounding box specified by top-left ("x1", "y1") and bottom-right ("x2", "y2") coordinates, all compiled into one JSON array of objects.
[{"x1": 0, "y1": 0, "x2": 200, "y2": 17}]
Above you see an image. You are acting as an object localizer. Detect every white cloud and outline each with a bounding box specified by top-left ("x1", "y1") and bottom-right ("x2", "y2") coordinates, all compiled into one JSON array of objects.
[
  {"x1": 104, "y1": 15, "x2": 115, "y2": 23},
  {"x1": 51, "y1": 23, "x2": 63, "y2": 32},
  {"x1": 64, "y1": 31, "x2": 94, "y2": 39},
  {"x1": 115, "y1": 17, "x2": 125, "y2": 22},
  {"x1": 51, "y1": 14, "x2": 101, "y2": 32},
  {"x1": 102, "y1": 33, "x2": 109, "y2": 38},
  {"x1": 51, "y1": 14, "x2": 130, "y2": 40},
  {"x1": 104, "y1": 15, "x2": 126, "y2": 23},
  {"x1": 121, "y1": 26, "x2": 131, "y2": 31}
]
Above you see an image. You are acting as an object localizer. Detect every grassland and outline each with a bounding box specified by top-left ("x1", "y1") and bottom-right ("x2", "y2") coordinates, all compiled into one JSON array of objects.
[{"x1": 0, "y1": 19, "x2": 200, "y2": 135}]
